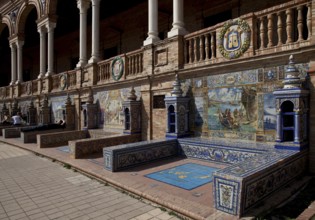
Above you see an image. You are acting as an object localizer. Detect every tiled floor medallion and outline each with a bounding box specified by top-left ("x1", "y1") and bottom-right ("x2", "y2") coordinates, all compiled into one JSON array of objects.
[
  {"x1": 56, "y1": 146, "x2": 70, "y2": 153},
  {"x1": 145, "y1": 163, "x2": 218, "y2": 190}
]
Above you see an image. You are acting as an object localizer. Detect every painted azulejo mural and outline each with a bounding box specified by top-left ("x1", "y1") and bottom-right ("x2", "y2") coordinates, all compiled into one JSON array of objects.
[
  {"x1": 94, "y1": 87, "x2": 141, "y2": 128},
  {"x1": 263, "y1": 93, "x2": 276, "y2": 130},
  {"x1": 208, "y1": 86, "x2": 257, "y2": 133}
]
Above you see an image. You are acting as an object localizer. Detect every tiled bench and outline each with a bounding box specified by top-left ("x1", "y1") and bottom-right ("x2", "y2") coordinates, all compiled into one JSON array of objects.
[
  {"x1": 37, "y1": 130, "x2": 88, "y2": 148},
  {"x1": 2, "y1": 126, "x2": 29, "y2": 138},
  {"x1": 0, "y1": 125, "x2": 14, "y2": 136},
  {"x1": 103, "y1": 139, "x2": 179, "y2": 172},
  {"x1": 213, "y1": 149, "x2": 307, "y2": 217},
  {"x1": 177, "y1": 138, "x2": 307, "y2": 217},
  {"x1": 21, "y1": 128, "x2": 67, "y2": 143},
  {"x1": 102, "y1": 137, "x2": 307, "y2": 217},
  {"x1": 69, "y1": 133, "x2": 141, "y2": 159}
]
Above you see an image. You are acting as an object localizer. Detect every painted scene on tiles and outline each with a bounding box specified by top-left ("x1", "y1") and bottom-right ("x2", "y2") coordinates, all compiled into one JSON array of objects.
[
  {"x1": 263, "y1": 93, "x2": 276, "y2": 130},
  {"x1": 207, "y1": 86, "x2": 257, "y2": 133}
]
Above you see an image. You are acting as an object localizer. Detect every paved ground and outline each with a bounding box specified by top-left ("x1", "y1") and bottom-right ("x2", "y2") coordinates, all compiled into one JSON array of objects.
[
  {"x1": 1, "y1": 135, "x2": 313, "y2": 220},
  {"x1": 0, "y1": 143, "x2": 180, "y2": 220}
]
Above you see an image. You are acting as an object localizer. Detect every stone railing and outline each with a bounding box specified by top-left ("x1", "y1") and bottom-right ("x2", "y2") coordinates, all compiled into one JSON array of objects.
[
  {"x1": 184, "y1": 27, "x2": 217, "y2": 64},
  {"x1": 51, "y1": 73, "x2": 60, "y2": 91},
  {"x1": 184, "y1": 0, "x2": 312, "y2": 66},
  {"x1": 97, "y1": 49, "x2": 144, "y2": 84},
  {"x1": 125, "y1": 49, "x2": 143, "y2": 78},
  {"x1": 97, "y1": 59, "x2": 112, "y2": 84},
  {"x1": 255, "y1": 0, "x2": 311, "y2": 54},
  {"x1": 67, "y1": 69, "x2": 77, "y2": 89}
]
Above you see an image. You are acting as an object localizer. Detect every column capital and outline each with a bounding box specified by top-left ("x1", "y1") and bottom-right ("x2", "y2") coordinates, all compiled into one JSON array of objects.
[
  {"x1": 46, "y1": 22, "x2": 56, "y2": 31},
  {"x1": 16, "y1": 40, "x2": 24, "y2": 48},
  {"x1": 9, "y1": 42, "x2": 17, "y2": 49},
  {"x1": 77, "y1": 0, "x2": 90, "y2": 11},
  {"x1": 37, "y1": 25, "x2": 47, "y2": 34}
]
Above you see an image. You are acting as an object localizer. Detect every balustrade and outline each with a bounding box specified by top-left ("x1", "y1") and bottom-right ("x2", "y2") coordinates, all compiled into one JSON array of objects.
[
  {"x1": 67, "y1": 70, "x2": 77, "y2": 88},
  {"x1": 126, "y1": 50, "x2": 143, "y2": 78},
  {"x1": 256, "y1": 1, "x2": 311, "y2": 51},
  {"x1": 184, "y1": 28, "x2": 216, "y2": 65},
  {"x1": 51, "y1": 73, "x2": 61, "y2": 91},
  {"x1": 98, "y1": 60, "x2": 111, "y2": 83}
]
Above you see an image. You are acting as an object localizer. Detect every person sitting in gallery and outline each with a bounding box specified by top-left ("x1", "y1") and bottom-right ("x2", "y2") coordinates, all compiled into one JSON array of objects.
[
  {"x1": 21, "y1": 119, "x2": 66, "y2": 132},
  {"x1": 1, "y1": 114, "x2": 12, "y2": 125},
  {"x1": 12, "y1": 112, "x2": 23, "y2": 126}
]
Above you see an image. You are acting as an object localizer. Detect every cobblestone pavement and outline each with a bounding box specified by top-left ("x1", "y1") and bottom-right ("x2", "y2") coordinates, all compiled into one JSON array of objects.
[{"x1": 0, "y1": 143, "x2": 180, "y2": 220}]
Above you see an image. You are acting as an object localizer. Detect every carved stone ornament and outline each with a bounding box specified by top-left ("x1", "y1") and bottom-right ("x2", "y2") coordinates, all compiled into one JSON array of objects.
[
  {"x1": 60, "y1": 73, "x2": 67, "y2": 91},
  {"x1": 111, "y1": 56, "x2": 124, "y2": 81},
  {"x1": 218, "y1": 18, "x2": 251, "y2": 59}
]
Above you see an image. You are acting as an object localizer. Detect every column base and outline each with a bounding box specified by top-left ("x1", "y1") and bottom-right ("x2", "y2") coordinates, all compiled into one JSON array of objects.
[
  {"x1": 88, "y1": 57, "x2": 100, "y2": 64},
  {"x1": 15, "y1": 80, "x2": 21, "y2": 84},
  {"x1": 38, "y1": 73, "x2": 44, "y2": 79},
  {"x1": 45, "y1": 72, "x2": 54, "y2": 77},
  {"x1": 167, "y1": 28, "x2": 188, "y2": 38},
  {"x1": 143, "y1": 36, "x2": 160, "y2": 46},
  {"x1": 76, "y1": 61, "x2": 87, "y2": 68}
]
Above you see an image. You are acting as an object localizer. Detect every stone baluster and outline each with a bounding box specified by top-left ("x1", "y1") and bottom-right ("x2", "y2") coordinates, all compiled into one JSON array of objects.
[
  {"x1": 211, "y1": 32, "x2": 215, "y2": 58},
  {"x1": 286, "y1": 9, "x2": 293, "y2": 43},
  {"x1": 277, "y1": 12, "x2": 283, "y2": 46},
  {"x1": 189, "y1": 39, "x2": 193, "y2": 63},
  {"x1": 205, "y1": 34, "x2": 209, "y2": 60},
  {"x1": 200, "y1": 35, "x2": 204, "y2": 61},
  {"x1": 194, "y1": 37, "x2": 198, "y2": 62},
  {"x1": 259, "y1": 17, "x2": 266, "y2": 49},
  {"x1": 307, "y1": 3, "x2": 312, "y2": 40},
  {"x1": 140, "y1": 54, "x2": 143, "y2": 72},
  {"x1": 297, "y1": 5, "x2": 304, "y2": 41},
  {"x1": 267, "y1": 14, "x2": 274, "y2": 47},
  {"x1": 133, "y1": 56, "x2": 136, "y2": 74}
]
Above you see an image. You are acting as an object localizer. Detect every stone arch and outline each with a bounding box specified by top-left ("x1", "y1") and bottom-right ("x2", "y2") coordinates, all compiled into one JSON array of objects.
[
  {"x1": 15, "y1": 1, "x2": 42, "y2": 35},
  {"x1": 1, "y1": 16, "x2": 13, "y2": 37}
]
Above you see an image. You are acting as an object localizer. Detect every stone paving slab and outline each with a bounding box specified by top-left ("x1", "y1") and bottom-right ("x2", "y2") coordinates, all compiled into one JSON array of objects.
[{"x1": 0, "y1": 142, "x2": 180, "y2": 220}]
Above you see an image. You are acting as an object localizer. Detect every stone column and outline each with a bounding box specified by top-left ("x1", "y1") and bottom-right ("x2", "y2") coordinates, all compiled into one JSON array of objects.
[
  {"x1": 38, "y1": 26, "x2": 47, "y2": 78},
  {"x1": 143, "y1": 0, "x2": 159, "y2": 46},
  {"x1": 16, "y1": 40, "x2": 24, "y2": 84},
  {"x1": 46, "y1": 22, "x2": 56, "y2": 76},
  {"x1": 77, "y1": 0, "x2": 90, "y2": 68},
  {"x1": 10, "y1": 43, "x2": 17, "y2": 85},
  {"x1": 168, "y1": 0, "x2": 187, "y2": 38},
  {"x1": 88, "y1": 0, "x2": 100, "y2": 64}
]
